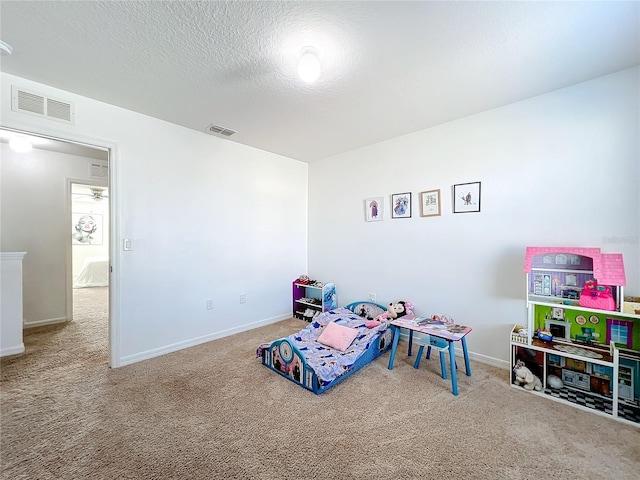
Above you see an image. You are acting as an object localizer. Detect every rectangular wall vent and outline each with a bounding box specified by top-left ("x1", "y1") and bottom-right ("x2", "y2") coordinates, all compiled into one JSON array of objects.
[
  {"x1": 11, "y1": 85, "x2": 75, "y2": 124},
  {"x1": 89, "y1": 162, "x2": 109, "y2": 179},
  {"x1": 205, "y1": 123, "x2": 236, "y2": 137}
]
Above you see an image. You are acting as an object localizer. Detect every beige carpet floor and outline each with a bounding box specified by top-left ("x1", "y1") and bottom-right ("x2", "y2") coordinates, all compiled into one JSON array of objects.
[{"x1": 1, "y1": 286, "x2": 639, "y2": 479}]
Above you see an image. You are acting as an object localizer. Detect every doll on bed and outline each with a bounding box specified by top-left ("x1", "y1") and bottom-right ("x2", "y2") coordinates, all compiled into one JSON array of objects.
[{"x1": 366, "y1": 301, "x2": 413, "y2": 328}]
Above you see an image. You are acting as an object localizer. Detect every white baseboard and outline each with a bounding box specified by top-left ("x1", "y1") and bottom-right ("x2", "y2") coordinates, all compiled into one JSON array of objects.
[
  {"x1": 1, "y1": 343, "x2": 25, "y2": 357},
  {"x1": 118, "y1": 313, "x2": 291, "y2": 367},
  {"x1": 23, "y1": 317, "x2": 67, "y2": 328}
]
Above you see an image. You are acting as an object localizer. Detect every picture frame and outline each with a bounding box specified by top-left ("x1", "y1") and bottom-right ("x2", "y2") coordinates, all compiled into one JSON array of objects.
[
  {"x1": 453, "y1": 181, "x2": 481, "y2": 213},
  {"x1": 364, "y1": 197, "x2": 383, "y2": 222},
  {"x1": 420, "y1": 189, "x2": 441, "y2": 217},
  {"x1": 552, "y1": 307, "x2": 565, "y2": 320},
  {"x1": 71, "y1": 212, "x2": 103, "y2": 245},
  {"x1": 391, "y1": 192, "x2": 411, "y2": 219}
]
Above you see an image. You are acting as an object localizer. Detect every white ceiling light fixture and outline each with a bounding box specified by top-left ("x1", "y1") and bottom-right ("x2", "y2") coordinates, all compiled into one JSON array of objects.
[
  {"x1": 297, "y1": 46, "x2": 321, "y2": 84},
  {"x1": 8, "y1": 137, "x2": 33, "y2": 153}
]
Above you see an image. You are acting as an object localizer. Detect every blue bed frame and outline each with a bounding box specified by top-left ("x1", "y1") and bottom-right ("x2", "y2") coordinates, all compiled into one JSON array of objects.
[{"x1": 261, "y1": 301, "x2": 391, "y2": 394}]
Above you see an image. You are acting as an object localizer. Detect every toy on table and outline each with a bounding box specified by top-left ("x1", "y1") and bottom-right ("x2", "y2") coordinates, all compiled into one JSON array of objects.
[
  {"x1": 365, "y1": 301, "x2": 414, "y2": 328},
  {"x1": 513, "y1": 359, "x2": 543, "y2": 391}
]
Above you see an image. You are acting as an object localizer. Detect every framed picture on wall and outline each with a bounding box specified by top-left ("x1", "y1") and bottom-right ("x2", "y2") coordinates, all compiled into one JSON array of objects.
[
  {"x1": 72, "y1": 213, "x2": 103, "y2": 245},
  {"x1": 453, "y1": 181, "x2": 481, "y2": 213},
  {"x1": 391, "y1": 192, "x2": 412, "y2": 218},
  {"x1": 364, "y1": 197, "x2": 383, "y2": 222},
  {"x1": 420, "y1": 189, "x2": 441, "y2": 217},
  {"x1": 552, "y1": 307, "x2": 565, "y2": 320}
]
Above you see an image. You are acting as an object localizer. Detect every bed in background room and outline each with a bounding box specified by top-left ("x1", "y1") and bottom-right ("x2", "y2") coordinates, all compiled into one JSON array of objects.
[
  {"x1": 73, "y1": 256, "x2": 109, "y2": 288},
  {"x1": 257, "y1": 301, "x2": 392, "y2": 394}
]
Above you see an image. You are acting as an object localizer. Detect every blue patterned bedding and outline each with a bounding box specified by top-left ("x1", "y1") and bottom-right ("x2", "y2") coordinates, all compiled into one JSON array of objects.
[{"x1": 285, "y1": 307, "x2": 391, "y2": 384}]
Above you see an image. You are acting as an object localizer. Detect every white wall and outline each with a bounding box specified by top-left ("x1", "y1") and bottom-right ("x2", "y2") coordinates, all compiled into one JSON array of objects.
[
  {"x1": 1, "y1": 73, "x2": 308, "y2": 366},
  {"x1": 308, "y1": 67, "x2": 640, "y2": 367}
]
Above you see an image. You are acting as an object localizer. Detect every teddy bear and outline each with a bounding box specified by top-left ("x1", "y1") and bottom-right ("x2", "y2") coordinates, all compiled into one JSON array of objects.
[{"x1": 513, "y1": 359, "x2": 542, "y2": 391}]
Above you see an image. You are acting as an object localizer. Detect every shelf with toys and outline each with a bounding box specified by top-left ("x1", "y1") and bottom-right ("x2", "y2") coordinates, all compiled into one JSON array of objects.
[
  {"x1": 292, "y1": 276, "x2": 337, "y2": 321},
  {"x1": 510, "y1": 247, "x2": 640, "y2": 427}
]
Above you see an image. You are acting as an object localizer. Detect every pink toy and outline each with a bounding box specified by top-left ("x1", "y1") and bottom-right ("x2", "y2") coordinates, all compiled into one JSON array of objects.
[
  {"x1": 579, "y1": 280, "x2": 616, "y2": 311},
  {"x1": 373, "y1": 301, "x2": 414, "y2": 323}
]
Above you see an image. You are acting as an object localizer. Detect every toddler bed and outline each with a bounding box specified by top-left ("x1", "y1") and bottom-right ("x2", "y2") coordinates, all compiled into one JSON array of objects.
[{"x1": 257, "y1": 301, "x2": 393, "y2": 394}]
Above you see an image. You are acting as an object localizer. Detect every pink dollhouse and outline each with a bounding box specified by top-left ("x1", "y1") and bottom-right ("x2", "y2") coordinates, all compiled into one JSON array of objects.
[{"x1": 511, "y1": 246, "x2": 639, "y2": 426}]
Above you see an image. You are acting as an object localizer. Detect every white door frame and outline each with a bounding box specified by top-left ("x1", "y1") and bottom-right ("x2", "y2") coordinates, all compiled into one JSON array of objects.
[{"x1": 0, "y1": 122, "x2": 120, "y2": 368}]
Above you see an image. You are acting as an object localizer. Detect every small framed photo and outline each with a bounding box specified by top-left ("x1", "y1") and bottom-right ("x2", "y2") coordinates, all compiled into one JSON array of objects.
[
  {"x1": 391, "y1": 192, "x2": 412, "y2": 219},
  {"x1": 552, "y1": 307, "x2": 565, "y2": 320},
  {"x1": 420, "y1": 189, "x2": 441, "y2": 217},
  {"x1": 453, "y1": 181, "x2": 481, "y2": 213},
  {"x1": 364, "y1": 197, "x2": 383, "y2": 222}
]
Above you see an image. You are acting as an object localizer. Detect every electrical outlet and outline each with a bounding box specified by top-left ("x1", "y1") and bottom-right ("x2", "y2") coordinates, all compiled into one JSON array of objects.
[
  {"x1": 369, "y1": 293, "x2": 376, "y2": 302},
  {"x1": 206, "y1": 299, "x2": 214, "y2": 310},
  {"x1": 240, "y1": 293, "x2": 247, "y2": 304}
]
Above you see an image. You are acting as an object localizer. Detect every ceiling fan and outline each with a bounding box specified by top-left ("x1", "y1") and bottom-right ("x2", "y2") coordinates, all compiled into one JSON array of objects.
[{"x1": 72, "y1": 187, "x2": 109, "y2": 202}]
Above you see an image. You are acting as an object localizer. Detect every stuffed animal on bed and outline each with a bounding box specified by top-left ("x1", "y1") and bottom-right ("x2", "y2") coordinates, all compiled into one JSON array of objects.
[
  {"x1": 388, "y1": 301, "x2": 413, "y2": 318},
  {"x1": 366, "y1": 301, "x2": 414, "y2": 328}
]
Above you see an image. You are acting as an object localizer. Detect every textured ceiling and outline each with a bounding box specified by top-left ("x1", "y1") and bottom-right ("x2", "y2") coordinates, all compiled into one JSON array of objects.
[{"x1": 1, "y1": 1, "x2": 638, "y2": 163}]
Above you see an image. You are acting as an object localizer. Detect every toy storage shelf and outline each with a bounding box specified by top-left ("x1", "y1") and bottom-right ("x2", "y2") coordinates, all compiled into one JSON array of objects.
[
  {"x1": 510, "y1": 247, "x2": 640, "y2": 427},
  {"x1": 292, "y1": 280, "x2": 337, "y2": 321}
]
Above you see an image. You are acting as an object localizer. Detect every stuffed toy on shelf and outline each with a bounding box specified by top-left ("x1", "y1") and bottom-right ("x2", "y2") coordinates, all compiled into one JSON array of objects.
[{"x1": 513, "y1": 359, "x2": 543, "y2": 391}]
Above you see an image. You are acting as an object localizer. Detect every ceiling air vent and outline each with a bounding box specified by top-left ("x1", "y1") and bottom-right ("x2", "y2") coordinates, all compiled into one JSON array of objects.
[
  {"x1": 89, "y1": 162, "x2": 108, "y2": 179},
  {"x1": 206, "y1": 123, "x2": 236, "y2": 137},
  {"x1": 11, "y1": 85, "x2": 75, "y2": 124}
]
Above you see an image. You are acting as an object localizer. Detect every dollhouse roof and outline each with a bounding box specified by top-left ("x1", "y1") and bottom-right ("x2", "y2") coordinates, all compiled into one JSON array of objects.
[{"x1": 524, "y1": 247, "x2": 626, "y2": 286}]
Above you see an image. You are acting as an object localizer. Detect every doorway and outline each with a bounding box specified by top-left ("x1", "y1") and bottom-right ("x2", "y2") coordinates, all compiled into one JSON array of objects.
[
  {"x1": 70, "y1": 183, "x2": 109, "y2": 287},
  {"x1": 0, "y1": 127, "x2": 115, "y2": 366},
  {"x1": 70, "y1": 183, "x2": 110, "y2": 353}
]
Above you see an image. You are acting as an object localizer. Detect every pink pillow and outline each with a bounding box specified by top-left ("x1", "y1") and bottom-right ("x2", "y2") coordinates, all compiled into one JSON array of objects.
[{"x1": 317, "y1": 321, "x2": 359, "y2": 352}]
